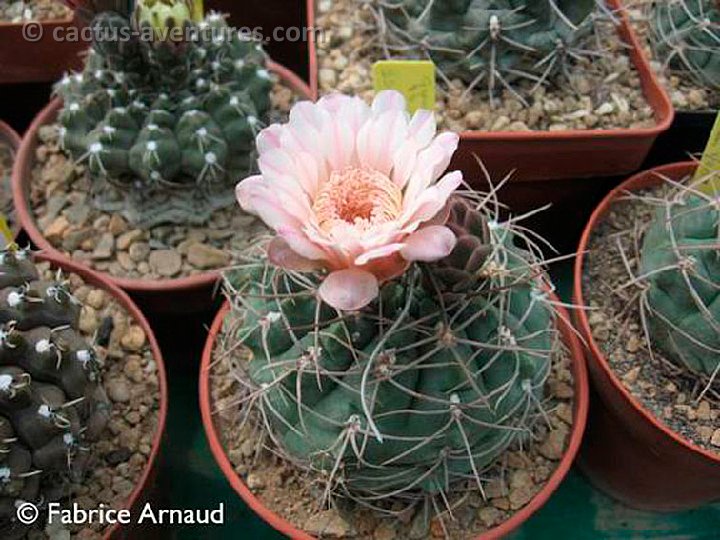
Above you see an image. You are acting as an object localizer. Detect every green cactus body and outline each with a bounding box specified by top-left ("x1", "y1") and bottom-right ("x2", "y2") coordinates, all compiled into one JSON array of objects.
[
  {"x1": 639, "y1": 189, "x2": 720, "y2": 378},
  {"x1": 372, "y1": 0, "x2": 597, "y2": 99},
  {"x1": 0, "y1": 249, "x2": 108, "y2": 539},
  {"x1": 649, "y1": 0, "x2": 720, "y2": 90},
  {"x1": 225, "y1": 198, "x2": 558, "y2": 500},
  {"x1": 55, "y1": 10, "x2": 273, "y2": 226}
]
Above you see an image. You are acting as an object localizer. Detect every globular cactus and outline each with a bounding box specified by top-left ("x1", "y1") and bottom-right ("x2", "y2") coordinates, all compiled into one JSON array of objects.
[
  {"x1": 647, "y1": 0, "x2": 720, "y2": 90},
  {"x1": 225, "y1": 196, "x2": 559, "y2": 503},
  {"x1": 638, "y1": 177, "x2": 719, "y2": 381},
  {"x1": 367, "y1": 0, "x2": 599, "y2": 103},
  {"x1": 0, "y1": 248, "x2": 109, "y2": 539},
  {"x1": 55, "y1": 3, "x2": 273, "y2": 226}
]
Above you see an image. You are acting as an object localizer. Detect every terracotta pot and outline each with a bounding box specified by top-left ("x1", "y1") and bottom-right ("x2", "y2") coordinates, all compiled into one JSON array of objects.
[
  {"x1": 573, "y1": 162, "x2": 720, "y2": 511},
  {"x1": 306, "y1": 0, "x2": 673, "y2": 185},
  {"x1": 0, "y1": 14, "x2": 86, "y2": 84},
  {"x1": 200, "y1": 299, "x2": 589, "y2": 539},
  {"x1": 12, "y1": 61, "x2": 313, "y2": 314},
  {"x1": 28, "y1": 251, "x2": 168, "y2": 539}
]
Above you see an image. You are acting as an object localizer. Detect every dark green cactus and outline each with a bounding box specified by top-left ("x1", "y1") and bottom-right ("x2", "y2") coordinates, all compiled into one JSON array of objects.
[
  {"x1": 639, "y1": 181, "x2": 720, "y2": 379},
  {"x1": 369, "y1": 0, "x2": 598, "y2": 102},
  {"x1": 224, "y1": 197, "x2": 559, "y2": 502},
  {"x1": 55, "y1": 7, "x2": 273, "y2": 226},
  {"x1": 0, "y1": 248, "x2": 109, "y2": 539},
  {"x1": 648, "y1": 0, "x2": 720, "y2": 90}
]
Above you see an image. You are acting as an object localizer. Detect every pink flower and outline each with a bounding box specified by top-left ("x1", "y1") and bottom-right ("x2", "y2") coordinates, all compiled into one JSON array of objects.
[{"x1": 237, "y1": 91, "x2": 462, "y2": 311}]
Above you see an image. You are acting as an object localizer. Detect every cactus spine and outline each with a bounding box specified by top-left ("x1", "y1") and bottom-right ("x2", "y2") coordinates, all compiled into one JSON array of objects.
[
  {"x1": 55, "y1": 4, "x2": 273, "y2": 226},
  {"x1": 223, "y1": 195, "x2": 561, "y2": 505},
  {"x1": 0, "y1": 248, "x2": 109, "y2": 539},
  {"x1": 648, "y1": 0, "x2": 720, "y2": 90},
  {"x1": 638, "y1": 173, "x2": 720, "y2": 382},
  {"x1": 366, "y1": 0, "x2": 600, "y2": 104}
]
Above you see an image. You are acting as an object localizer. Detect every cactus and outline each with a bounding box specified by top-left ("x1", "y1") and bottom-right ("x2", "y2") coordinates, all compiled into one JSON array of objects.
[
  {"x1": 366, "y1": 0, "x2": 600, "y2": 103},
  {"x1": 55, "y1": 3, "x2": 274, "y2": 226},
  {"x1": 0, "y1": 247, "x2": 109, "y2": 539},
  {"x1": 638, "y1": 175, "x2": 720, "y2": 381},
  {"x1": 223, "y1": 195, "x2": 560, "y2": 504},
  {"x1": 647, "y1": 0, "x2": 720, "y2": 90}
]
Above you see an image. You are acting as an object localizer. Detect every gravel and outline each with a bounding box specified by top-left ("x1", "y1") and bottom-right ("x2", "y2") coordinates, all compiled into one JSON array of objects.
[
  {"x1": 27, "y1": 261, "x2": 161, "y2": 539},
  {"x1": 315, "y1": 0, "x2": 657, "y2": 132},
  {"x1": 208, "y1": 314, "x2": 577, "y2": 539},
  {"x1": 28, "y1": 80, "x2": 298, "y2": 282},
  {"x1": 582, "y1": 184, "x2": 719, "y2": 454},
  {"x1": 0, "y1": 0, "x2": 70, "y2": 22}
]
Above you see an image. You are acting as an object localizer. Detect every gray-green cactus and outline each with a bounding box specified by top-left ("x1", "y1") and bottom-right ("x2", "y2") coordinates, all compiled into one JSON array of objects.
[
  {"x1": 223, "y1": 196, "x2": 561, "y2": 504},
  {"x1": 55, "y1": 5, "x2": 273, "y2": 226},
  {"x1": 639, "y1": 177, "x2": 719, "y2": 380},
  {"x1": 647, "y1": 0, "x2": 720, "y2": 91},
  {"x1": 367, "y1": 0, "x2": 600, "y2": 103},
  {"x1": 0, "y1": 248, "x2": 109, "y2": 539}
]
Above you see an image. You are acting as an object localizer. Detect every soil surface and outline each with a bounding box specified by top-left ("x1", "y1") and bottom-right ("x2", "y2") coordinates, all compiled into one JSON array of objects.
[
  {"x1": 0, "y1": 0, "x2": 70, "y2": 22},
  {"x1": 208, "y1": 312, "x2": 577, "y2": 539},
  {"x1": 28, "y1": 81, "x2": 297, "y2": 282},
  {"x1": 582, "y1": 184, "x2": 719, "y2": 455},
  {"x1": 26, "y1": 260, "x2": 161, "y2": 539},
  {"x1": 315, "y1": 0, "x2": 657, "y2": 132}
]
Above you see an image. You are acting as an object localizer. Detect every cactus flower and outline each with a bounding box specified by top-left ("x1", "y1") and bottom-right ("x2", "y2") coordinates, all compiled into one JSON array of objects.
[{"x1": 236, "y1": 91, "x2": 462, "y2": 311}]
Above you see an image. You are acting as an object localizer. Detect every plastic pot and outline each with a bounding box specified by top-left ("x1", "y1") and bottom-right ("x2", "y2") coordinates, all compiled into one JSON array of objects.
[
  {"x1": 0, "y1": 14, "x2": 86, "y2": 84},
  {"x1": 12, "y1": 61, "x2": 313, "y2": 315},
  {"x1": 30, "y1": 251, "x2": 168, "y2": 539},
  {"x1": 306, "y1": 0, "x2": 673, "y2": 184},
  {"x1": 573, "y1": 162, "x2": 720, "y2": 511},
  {"x1": 200, "y1": 299, "x2": 590, "y2": 540}
]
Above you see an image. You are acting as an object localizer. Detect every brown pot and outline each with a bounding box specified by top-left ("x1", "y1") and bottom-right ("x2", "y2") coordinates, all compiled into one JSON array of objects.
[
  {"x1": 27, "y1": 251, "x2": 168, "y2": 539},
  {"x1": 573, "y1": 162, "x2": 720, "y2": 511},
  {"x1": 200, "y1": 299, "x2": 590, "y2": 539},
  {"x1": 306, "y1": 0, "x2": 673, "y2": 186},
  {"x1": 0, "y1": 14, "x2": 86, "y2": 84},
  {"x1": 12, "y1": 61, "x2": 313, "y2": 314}
]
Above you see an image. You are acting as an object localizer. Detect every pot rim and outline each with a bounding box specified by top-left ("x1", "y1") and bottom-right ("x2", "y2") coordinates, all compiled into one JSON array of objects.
[
  {"x1": 305, "y1": 0, "x2": 674, "y2": 140},
  {"x1": 199, "y1": 297, "x2": 589, "y2": 540},
  {"x1": 31, "y1": 250, "x2": 169, "y2": 539},
  {"x1": 573, "y1": 160, "x2": 720, "y2": 465},
  {"x1": 12, "y1": 60, "x2": 313, "y2": 295}
]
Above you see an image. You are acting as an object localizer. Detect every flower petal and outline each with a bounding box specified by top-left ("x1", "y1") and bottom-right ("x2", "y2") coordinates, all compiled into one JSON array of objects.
[
  {"x1": 372, "y1": 90, "x2": 407, "y2": 114},
  {"x1": 278, "y1": 226, "x2": 328, "y2": 261},
  {"x1": 401, "y1": 171, "x2": 463, "y2": 228},
  {"x1": 401, "y1": 226, "x2": 457, "y2": 262},
  {"x1": 355, "y1": 243, "x2": 405, "y2": 266},
  {"x1": 235, "y1": 175, "x2": 264, "y2": 213},
  {"x1": 268, "y1": 237, "x2": 323, "y2": 272},
  {"x1": 319, "y1": 269, "x2": 379, "y2": 311}
]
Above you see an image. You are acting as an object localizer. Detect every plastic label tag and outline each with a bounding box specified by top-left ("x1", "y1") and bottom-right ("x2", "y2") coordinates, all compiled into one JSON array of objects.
[
  {"x1": 694, "y1": 111, "x2": 720, "y2": 195},
  {"x1": 372, "y1": 60, "x2": 436, "y2": 114},
  {"x1": 192, "y1": 0, "x2": 204, "y2": 22},
  {"x1": 0, "y1": 215, "x2": 13, "y2": 249}
]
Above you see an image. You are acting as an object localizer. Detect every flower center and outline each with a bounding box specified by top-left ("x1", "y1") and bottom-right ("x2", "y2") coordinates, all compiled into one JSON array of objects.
[{"x1": 313, "y1": 167, "x2": 402, "y2": 232}]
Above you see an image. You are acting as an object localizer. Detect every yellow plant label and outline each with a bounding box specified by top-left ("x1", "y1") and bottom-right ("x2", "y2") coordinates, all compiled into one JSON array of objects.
[
  {"x1": 694, "y1": 111, "x2": 720, "y2": 195},
  {"x1": 191, "y1": 0, "x2": 204, "y2": 22},
  {"x1": 0, "y1": 215, "x2": 13, "y2": 249},
  {"x1": 372, "y1": 60, "x2": 436, "y2": 114}
]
